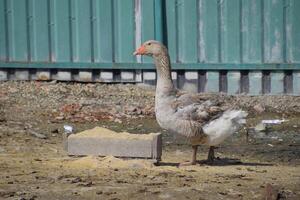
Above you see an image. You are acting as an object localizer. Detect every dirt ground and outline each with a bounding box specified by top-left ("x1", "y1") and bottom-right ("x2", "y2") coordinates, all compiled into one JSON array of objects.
[{"x1": 0, "y1": 81, "x2": 300, "y2": 200}]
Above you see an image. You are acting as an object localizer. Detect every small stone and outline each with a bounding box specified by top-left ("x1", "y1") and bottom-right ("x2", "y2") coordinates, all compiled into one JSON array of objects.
[
  {"x1": 51, "y1": 128, "x2": 59, "y2": 133},
  {"x1": 71, "y1": 177, "x2": 82, "y2": 183},
  {"x1": 55, "y1": 116, "x2": 64, "y2": 120},
  {"x1": 0, "y1": 146, "x2": 6, "y2": 153},
  {"x1": 29, "y1": 130, "x2": 47, "y2": 139},
  {"x1": 126, "y1": 106, "x2": 137, "y2": 113},
  {"x1": 114, "y1": 118, "x2": 122, "y2": 124},
  {"x1": 218, "y1": 191, "x2": 228, "y2": 195},
  {"x1": 253, "y1": 104, "x2": 265, "y2": 113},
  {"x1": 29, "y1": 195, "x2": 37, "y2": 200},
  {"x1": 79, "y1": 181, "x2": 93, "y2": 187},
  {"x1": 104, "y1": 191, "x2": 117, "y2": 195},
  {"x1": 254, "y1": 123, "x2": 266, "y2": 132}
]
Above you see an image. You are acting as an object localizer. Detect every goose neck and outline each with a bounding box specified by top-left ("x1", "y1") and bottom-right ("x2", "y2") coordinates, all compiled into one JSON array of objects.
[{"x1": 153, "y1": 54, "x2": 174, "y2": 94}]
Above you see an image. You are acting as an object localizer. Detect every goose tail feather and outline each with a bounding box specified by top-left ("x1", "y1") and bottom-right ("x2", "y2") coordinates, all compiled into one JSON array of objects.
[{"x1": 203, "y1": 110, "x2": 248, "y2": 146}]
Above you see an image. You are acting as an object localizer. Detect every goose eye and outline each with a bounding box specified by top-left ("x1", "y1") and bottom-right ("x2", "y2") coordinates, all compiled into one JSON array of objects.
[{"x1": 147, "y1": 42, "x2": 151, "y2": 46}]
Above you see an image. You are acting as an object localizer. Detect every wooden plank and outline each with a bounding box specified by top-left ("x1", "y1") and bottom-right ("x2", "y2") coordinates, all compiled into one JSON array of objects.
[
  {"x1": 53, "y1": 0, "x2": 71, "y2": 62},
  {"x1": 249, "y1": 71, "x2": 262, "y2": 95},
  {"x1": 114, "y1": 0, "x2": 135, "y2": 63},
  {"x1": 241, "y1": 0, "x2": 262, "y2": 63},
  {"x1": 264, "y1": 0, "x2": 284, "y2": 63},
  {"x1": 199, "y1": 0, "x2": 219, "y2": 63},
  {"x1": 221, "y1": 0, "x2": 240, "y2": 63},
  {"x1": 177, "y1": 0, "x2": 197, "y2": 62},
  {"x1": 286, "y1": 0, "x2": 300, "y2": 62}
]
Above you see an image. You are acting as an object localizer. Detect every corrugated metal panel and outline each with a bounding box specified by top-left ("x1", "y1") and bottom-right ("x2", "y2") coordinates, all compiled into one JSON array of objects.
[
  {"x1": 140, "y1": 0, "x2": 155, "y2": 63},
  {"x1": 114, "y1": 0, "x2": 135, "y2": 63},
  {"x1": 220, "y1": 0, "x2": 241, "y2": 63},
  {"x1": 30, "y1": 0, "x2": 50, "y2": 61},
  {"x1": 264, "y1": 0, "x2": 284, "y2": 63},
  {"x1": 94, "y1": 0, "x2": 113, "y2": 62},
  {"x1": 241, "y1": 0, "x2": 262, "y2": 63},
  {"x1": 177, "y1": 0, "x2": 198, "y2": 63},
  {"x1": 0, "y1": 0, "x2": 299, "y2": 69},
  {"x1": 165, "y1": 0, "x2": 300, "y2": 67},
  {"x1": 53, "y1": 0, "x2": 71, "y2": 62},
  {"x1": 9, "y1": 0, "x2": 28, "y2": 61},
  {"x1": 0, "y1": 0, "x2": 300, "y2": 95},
  {"x1": 0, "y1": 0, "x2": 5, "y2": 61},
  {"x1": 286, "y1": 0, "x2": 300, "y2": 63},
  {"x1": 199, "y1": 0, "x2": 219, "y2": 63}
]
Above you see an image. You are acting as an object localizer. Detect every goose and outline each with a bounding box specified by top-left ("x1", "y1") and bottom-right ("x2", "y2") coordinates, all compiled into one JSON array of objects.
[{"x1": 134, "y1": 40, "x2": 247, "y2": 166}]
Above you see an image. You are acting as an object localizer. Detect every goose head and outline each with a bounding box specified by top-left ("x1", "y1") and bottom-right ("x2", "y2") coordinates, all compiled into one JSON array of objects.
[{"x1": 133, "y1": 40, "x2": 167, "y2": 57}]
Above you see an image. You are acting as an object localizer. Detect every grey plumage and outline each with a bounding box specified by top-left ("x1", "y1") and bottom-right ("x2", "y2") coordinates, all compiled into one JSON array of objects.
[{"x1": 134, "y1": 40, "x2": 247, "y2": 164}]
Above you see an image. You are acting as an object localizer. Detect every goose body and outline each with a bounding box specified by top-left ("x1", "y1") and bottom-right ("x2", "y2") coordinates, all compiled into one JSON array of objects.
[{"x1": 134, "y1": 40, "x2": 247, "y2": 165}]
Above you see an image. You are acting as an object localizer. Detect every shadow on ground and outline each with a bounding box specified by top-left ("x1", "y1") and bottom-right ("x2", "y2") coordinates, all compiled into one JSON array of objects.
[{"x1": 157, "y1": 157, "x2": 273, "y2": 167}]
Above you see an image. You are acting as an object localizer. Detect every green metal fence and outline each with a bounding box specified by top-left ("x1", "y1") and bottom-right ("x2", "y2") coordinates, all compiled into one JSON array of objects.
[
  {"x1": 0, "y1": 0, "x2": 300, "y2": 94},
  {"x1": 1, "y1": 0, "x2": 299, "y2": 69}
]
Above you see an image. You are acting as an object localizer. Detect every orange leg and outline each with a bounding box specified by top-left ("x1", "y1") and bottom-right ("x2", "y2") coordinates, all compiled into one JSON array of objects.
[
  {"x1": 179, "y1": 145, "x2": 198, "y2": 167},
  {"x1": 207, "y1": 146, "x2": 215, "y2": 164}
]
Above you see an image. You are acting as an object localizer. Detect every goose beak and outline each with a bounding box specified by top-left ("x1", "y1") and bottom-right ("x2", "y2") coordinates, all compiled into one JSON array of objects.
[{"x1": 133, "y1": 45, "x2": 146, "y2": 55}]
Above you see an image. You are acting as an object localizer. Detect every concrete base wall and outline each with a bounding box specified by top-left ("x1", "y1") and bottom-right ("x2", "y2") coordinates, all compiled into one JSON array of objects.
[{"x1": 0, "y1": 68, "x2": 299, "y2": 95}]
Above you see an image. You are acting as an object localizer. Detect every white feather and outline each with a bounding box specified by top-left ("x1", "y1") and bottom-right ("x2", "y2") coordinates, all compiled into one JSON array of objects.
[{"x1": 203, "y1": 110, "x2": 248, "y2": 146}]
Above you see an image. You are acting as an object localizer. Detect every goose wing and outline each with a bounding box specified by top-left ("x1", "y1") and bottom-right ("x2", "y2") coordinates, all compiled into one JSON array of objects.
[{"x1": 171, "y1": 91, "x2": 226, "y2": 125}]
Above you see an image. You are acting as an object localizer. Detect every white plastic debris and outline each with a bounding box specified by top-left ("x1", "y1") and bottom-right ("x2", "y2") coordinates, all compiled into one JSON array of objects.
[
  {"x1": 63, "y1": 125, "x2": 74, "y2": 151},
  {"x1": 64, "y1": 125, "x2": 74, "y2": 134},
  {"x1": 271, "y1": 136, "x2": 279, "y2": 140},
  {"x1": 261, "y1": 119, "x2": 287, "y2": 124}
]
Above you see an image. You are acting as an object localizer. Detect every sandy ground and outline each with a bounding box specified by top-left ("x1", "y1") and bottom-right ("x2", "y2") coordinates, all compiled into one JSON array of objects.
[{"x1": 0, "y1": 81, "x2": 300, "y2": 200}]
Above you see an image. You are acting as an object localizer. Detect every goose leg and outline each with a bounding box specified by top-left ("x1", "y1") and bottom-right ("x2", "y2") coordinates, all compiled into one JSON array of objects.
[
  {"x1": 179, "y1": 145, "x2": 198, "y2": 167},
  {"x1": 207, "y1": 146, "x2": 215, "y2": 164}
]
